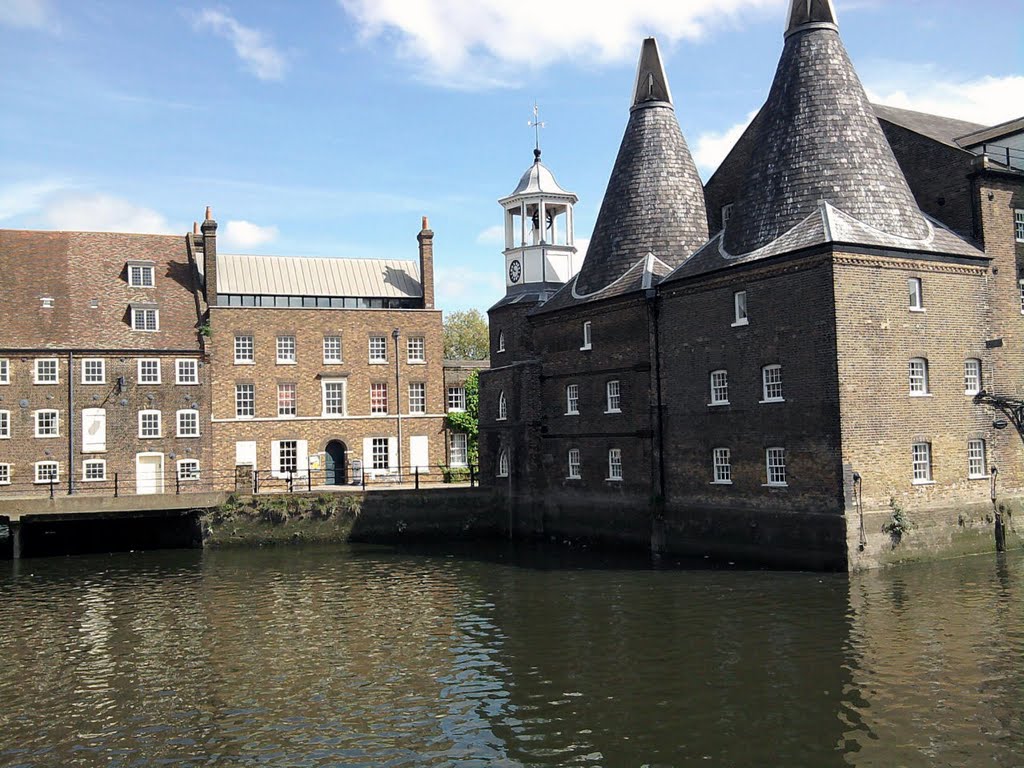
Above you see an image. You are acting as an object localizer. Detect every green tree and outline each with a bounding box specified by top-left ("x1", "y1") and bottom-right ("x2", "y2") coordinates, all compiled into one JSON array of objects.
[
  {"x1": 443, "y1": 309, "x2": 489, "y2": 360},
  {"x1": 445, "y1": 370, "x2": 479, "y2": 465}
]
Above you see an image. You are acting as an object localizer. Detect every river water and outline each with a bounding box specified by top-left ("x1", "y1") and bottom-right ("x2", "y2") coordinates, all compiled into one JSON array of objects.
[{"x1": 0, "y1": 544, "x2": 1021, "y2": 767}]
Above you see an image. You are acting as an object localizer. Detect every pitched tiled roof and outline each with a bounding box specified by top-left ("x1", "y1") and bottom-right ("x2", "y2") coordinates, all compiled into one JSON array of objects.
[
  {"x1": 216, "y1": 253, "x2": 422, "y2": 298},
  {"x1": 536, "y1": 252, "x2": 671, "y2": 314},
  {"x1": 0, "y1": 230, "x2": 203, "y2": 351},
  {"x1": 872, "y1": 104, "x2": 984, "y2": 149}
]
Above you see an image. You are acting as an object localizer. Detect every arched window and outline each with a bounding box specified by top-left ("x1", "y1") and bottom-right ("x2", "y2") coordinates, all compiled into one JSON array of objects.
[
  {"x1": 497, "y1": 448, "x2": 510, "y2": 477},
  {"x1": 909, "y1": 358, "x2": 929, "y2": 395},
  {"x1": 497, "y1": 330, "x2": 506, "y2": 353},
  {"x1": 498, "y1": 391, "x2": 507, "y2": 421}
]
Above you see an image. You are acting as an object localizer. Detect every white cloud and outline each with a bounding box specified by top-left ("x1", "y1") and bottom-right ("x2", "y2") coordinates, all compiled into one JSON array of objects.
[
  {"x1": 339, "y1": 0, "x2": 781, "y2": 89},
  {"x1": 194, "y1": 9, "x2": 287, "y2": 81},
  {"x1": 42, "y1": 193, "x2": 175, "y2": 234},
  {"x1": 0, "y1": 179, "x2": 69, "y2": 221},
  {"x1": 220, "y1": 219, "x2": 279, "y2": 250},
  {"x1": 692, "y1": 110, "x2": 758, "y2": 178},
  {"x1": 436, "y1": 265, "x2": 504, "y2": 311},
  {"x1": 475, "y1": 224, "x2": 505, "y2": 245},
  {"x1": 866, "y1": 73, "x2": 1024, "y2": 128},
  {"x1": 0, "y1": 0, "x2": 56, "y2": 31}
]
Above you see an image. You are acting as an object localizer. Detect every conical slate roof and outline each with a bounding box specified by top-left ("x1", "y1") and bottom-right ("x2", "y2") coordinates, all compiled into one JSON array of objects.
[
  {"x1": 723, "y1": 0, "x2": 929, "y2": 256},
  {"x1": 574, "y1": 37, "x2": 708, "y2": 296}
]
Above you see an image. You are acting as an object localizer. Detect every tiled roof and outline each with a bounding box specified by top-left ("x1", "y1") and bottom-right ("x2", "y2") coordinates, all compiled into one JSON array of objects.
[
  {"x1": 0, "y1": 230, "x2": 203, "y2": 351},
  {"x1": 872, "y1": 104, "x2": 984, "y2": 149},
  {"x1": 535, "y1": 252, "x2": 671, "y2": 314},
  {"x1": 217, "y1": 253, "x2": 422, "y2": 298}
]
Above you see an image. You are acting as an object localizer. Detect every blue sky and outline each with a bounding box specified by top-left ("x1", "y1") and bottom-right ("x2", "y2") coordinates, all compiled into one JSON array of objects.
[{"x1": 1, "y1": 0, "x2": 1022, "y2": 314}]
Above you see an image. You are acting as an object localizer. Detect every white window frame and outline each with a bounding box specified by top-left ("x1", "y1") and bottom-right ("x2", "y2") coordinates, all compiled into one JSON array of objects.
[
  {"x1": 175, "y1": 359, "x2": 198, "y2": 385},
  {"x1": 605, "y1": 380, "x2": 621, "y2": 413},
  {"x1": 765, "y1": 447, "x2": 787, "y2": 487},
  {"x1": 908, "y1": 277, "x2": 924, "y2": 312},
  {"x1": 40, "y1": 297, "x2": 54, "y2": 309},
  {"x1": 128, "y1": 264, "x2": 155, "y2": 287},
  {"x1": 408, "y1": 382, "x2": 426, "y2": 414},
  {"x1": 713, "y1": 448, "x2": 732, "y2": 485},
  {"x1": 323, "y1": 336, "x2": 343, "y2": 364},
  {"x1": 370, "y1": 437, "x2": 390, "y2": 471},
  {"x1": 407, "y1": 336, "x2": 426, "y2": 363},
  {"x1": 497, "y1": 391, "x2": 507, "y2": 421},
  {"x1": 607, "y1": 448, "x2": 623, "y2": 482},
  {"x1": 447, "y1": 386, "x2": 466, "y2": 412},
  {"x1": 1016, "y1": 209, "x2": 1024, "y2": 243},
  {"x1": 34, "y1": 409, "x2": 59, "y2": 438},
  {"x1": 131, "y1": 307, "x2": 159, "y2": 331},
  {"x1": 34, "y1": 358, "x2": 58, "y2": 384},
  {"x1": 710, "y1": 370, "x2": 729, "y2": 406},
  {"x1": 235, "y1": 384, "x2": 255, "y2": 418},
  {"x1": 234, "y1": 334, "x2": 255, "y2": 364},
  {"x1": 278, "y1": 382, "x2": 297, "y2": 417},
  {"x1": 138, "y1": 409, "x2": 162, "y2": 439},
  {"x1": 567, "y1": 448, "x2": 581, "y2": 479},
  {"x1": 278, "y1": 440, "x2": 300, "y2": 475},
  {"x1": 909, "y1": 358, "x2": 929, "y2": 396},
  {"x1": 497, "y1": 448, "x2": 509, "y2": 477},
  {"x1": 761, "y1": 364, "x2": 784, "y2": 403},
  {"x1": 581, "y1": 321, "x2": 592, "y2": 351},
  {"x1": 0, "y1": 463, "x2": 10, "y2": 485},
  {"x1": 34, "y1": 461, "x2": 59, "y2": 484},
  {"x1": 176, "y1": 409, "x2": 200, "y2": 437},
  {"x1": 912, "y1": 442, "x2": 933, "y2": 484},
  {"x1": 276, "y1": 335, "x2": 297, "y2": 364},
  {"x1": 497, "y1": 330, "x2": 506, "y2": 353},
  {"x1": 566, "y1": 384, "x2": 579, "y2": 415},
  {"x1": 176, "y1": 459, "x2": 201, "y2": 482},
  {"x1": 81, "y1": 358, "x2": 106, "y2": 384},
  {"x1": 721, "y1": 203, "x2": 733, "y2": 230},
  {"x1": 449, "y1": 433, "x2": 468, "y2": 468},
  {"x1": 138, "y1": 358, "x2": 161, "y2": 384},
  {"x1": 968, "y1": 439, "x2": 987, "y2": 479},
  {"x1": 369, "y1": 336, "x2": 388, "y2": 364},
  {"x1": 82, "y1": 459, "x2": 107, "y2": 482},
  {"x1": 0, "y1": 410, "x2": 8, "y2": 439},
  {"x1": 964, "y1": 358, "x2": 982, "y2": 396},
  {"x1": 732, "y1": 291, "x2": 748, "y2": 327},
  {"x1": 370, "y1": 382, "x2": 389, "y2": 414},
  {"x1": 0, "y1": 358, "x2": 8, "y2": 384}
]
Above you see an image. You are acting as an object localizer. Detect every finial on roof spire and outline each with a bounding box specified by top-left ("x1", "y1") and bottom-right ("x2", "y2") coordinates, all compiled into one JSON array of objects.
[
  {"x1": 786, "y1": 0, "x2": 839, "y2": 36},
  {"x1": 631, "y1": 37, "x2": 672, "y2": 108},
  {"x1": 529, "y1": 103, "x2": 546, "y2": 161}
]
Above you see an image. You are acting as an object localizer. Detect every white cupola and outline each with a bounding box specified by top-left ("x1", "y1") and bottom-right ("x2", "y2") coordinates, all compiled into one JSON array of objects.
[{"x1": 498, "y1": 147, "x2": 580, "y2": 294}]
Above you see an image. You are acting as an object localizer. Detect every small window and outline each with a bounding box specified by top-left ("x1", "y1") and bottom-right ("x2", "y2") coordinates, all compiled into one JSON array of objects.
[
  {"x1": 765, "y1": 447, "x2": 787, "y2": 487},
  {"x1": 0, "y1": 358, "x2": 8, "y2": 384},
  {"x1": 369, "y1": 336, "x2": 388, "y2": 363},
  {"x1": 968, "y1": 439, "x2": 987, "y2": 479},
  {"x1": 1016, "y1": 209, "x2": 1024, "y2": 243},
  {"x1": 710, "y1": 370, "x2": 729, "y2": 405},
  {"x1": 447, "y1": 386, "x2": 466, "y2": 412},
  {"x1": 81, "y1": 359, "x2": 105, "y2": 384},
  {"x1": 497, "y1": 448, "x2": 509, "y2": 477},
  {"x1": 370, "y1": 437, "x2": 390, "y2": 471},
  {"x1": 235, "y1": 384, "x2": 255, "y2": 418},
  {"x1": 138, "y1": 359, "x2": 161, "y2": 384},
  {"x1": 567, "y1": 448, "x2": 581, "y2": 479},
  {"x1": 279, "y1": 440, "x2": 300, "y2": 475},
  {"x1": 0, "y1": 410, "x2": 9, "y2": 439},
  {"x1": 912, "y1": 442, "x2": 932, "y2": 484},
  {"x1": 408, "y1": 382, "x2": 426, "y2": 414},
  {"x1": 407, "y1": 336, "x2": 426, "y2": 363},
  {"x1": 129, "y1": 264, "x2": 155, "y2": 287},
  {"x1": 176, "y1": 359, "x2": 198, "y2": 385},
  {"x1": 449, "y1": 433, "x2": 468, "y2": 467},
  {"x1": 964, "y1": 359, "x2": 982, "y2": 395},
  {"x1": 721, "y1": 203, "x2": 733, "y2": 230},
  {"x1": 83, "y1": 459, "x2": 106, "y2": 482},
  {"x1": 40, "y1": 297, "x2": 54, "y2": 309},
  {"x1": 34, "y1": 461, "x2": 59, "y2": 484},
  {"x1": 733, "y1": 291, "x2": 748, "y2": 326},
  {"x1": 713, "y1": 448, "x2": 731, "y2": 484},
  {"x1": 606, "y1": 380, "x2": 621, "y2": 413},
  {"x1": 132, "y1": 307, "x2": 159, "y2": 331},
  {"x1": 176, "y1": 409, "x2": 199, "y2": 437},
  {"x1": 177, "y1": 460, "x2": 200, "y2": 481},
  {"x1": 322, "y1": 380, "x2": 346, "y2": 416},
  {"x1": 234, "y1": 334, "x2": 254, "y2": 364},
  {"x1": 138, "y1": 410, "x2": 162, "y2": 438},
  {"x1": 497, "y1": 330, "x2": 506, "y2": 353},
  {"x1": 323, "y1": 336, "x2": 343, "y2": 363},
  {"x1": 34, "y1": 409, "x2": 59, "y2": 437},
  {"x1": 607, "y1": 448, "x2": 623, "y2": 481},
  {"x1": 276, "y1": 335, "x2": 296, "y2": 364},
  {"x1": 566, "y1": 384, "x2": 579, "y2": 415},
  {"x1": 909, "y1": 358, "x2": 929, "y2": 395},
  {"x1": 761, "y1": 365, "x2": 783, "y2": 402},
  {"x1": 370, "y1": 382, "x2": 389, "y2": 414},
  {"x1": 34, "y1": 358, "x2": 58, "y2": 384},
  {"x1": 0, "y1": 464, "x2": 10, "y2": 484},
  {"x1": 581, "y1": 321, "x2": 592, "y2": 350},
  {"x1": 497, "y1": 391, "x2": 508, "y2": 421},
  {"x1": 908, "y1": 278, "x2": 923, "y2": 311},
  {"x1": 278, "y1": 383, "x2": 297, "y2": 417}
]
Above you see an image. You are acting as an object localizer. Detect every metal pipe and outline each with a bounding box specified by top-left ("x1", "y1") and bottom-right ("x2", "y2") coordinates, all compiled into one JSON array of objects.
[
  {"x1": 392, "y1": 328, "x2": 403, "y2": 482},
  {"x1": 67, "y1": 351, "x2": 75, "y2": 496}
]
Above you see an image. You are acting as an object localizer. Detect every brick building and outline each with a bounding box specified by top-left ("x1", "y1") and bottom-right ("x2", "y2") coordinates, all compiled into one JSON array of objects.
[
  {"x1": 479, "y1": 0, "x2": 1024, "y2": 569},
  {"x1": 0, "y1": 230, "x2": 210, "y2": 495}
]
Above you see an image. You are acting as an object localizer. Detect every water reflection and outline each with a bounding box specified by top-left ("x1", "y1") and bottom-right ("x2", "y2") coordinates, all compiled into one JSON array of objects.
[{"x1": 0, "y1": 545, "x2": 1020, "y2": 766}]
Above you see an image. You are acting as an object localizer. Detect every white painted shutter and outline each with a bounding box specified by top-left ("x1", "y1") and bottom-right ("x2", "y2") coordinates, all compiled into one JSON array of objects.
[
  {"x1": 81, "y1": 408, "x2": 106, "y2": 453},
  {"x1": 388, "y1": 437, "x2": 398, "y2": 471},
  {"x1": 235, "y1": 441, "x2": 257, "y2": 468},
  {"x1": 271, "y1": 440, "x2": 281, "y2": 478},
  {"x1": 363, "y1": 438, "x2": 373, "y2": 469},
  {"x1": 296, "y1": 440, "x2": 309, "y2": 478},
  {"x1": 410, "y1": 435, "x2": 429, "y2": 473}
]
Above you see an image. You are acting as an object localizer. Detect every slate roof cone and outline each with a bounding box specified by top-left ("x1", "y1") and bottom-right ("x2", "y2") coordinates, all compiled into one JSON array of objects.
[
  {"x1": 723, "y1": 0, "x2": 929, "y2": 256},
  {"x1": 573, "y1": 37, "x2": 708, "y2": 296}
]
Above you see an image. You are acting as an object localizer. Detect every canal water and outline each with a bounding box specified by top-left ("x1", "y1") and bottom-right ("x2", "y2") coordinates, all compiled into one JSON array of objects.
[{"x1": 0, "y1": 544, "x2": 1021, "y2": 767}]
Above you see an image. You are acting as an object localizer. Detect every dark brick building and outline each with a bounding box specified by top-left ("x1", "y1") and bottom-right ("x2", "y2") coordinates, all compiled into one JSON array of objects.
[{"x1": 479, "y1": 0, "x2": 1024, "y2": 569}]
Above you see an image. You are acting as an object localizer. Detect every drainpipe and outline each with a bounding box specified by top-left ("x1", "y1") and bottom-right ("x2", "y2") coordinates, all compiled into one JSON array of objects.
[
  {"x1": 67, "y1": 351, "x2": 75, "y2": 496},
  {"x1": 392, "y1": 329, "x2": 403, "y2": 481}
]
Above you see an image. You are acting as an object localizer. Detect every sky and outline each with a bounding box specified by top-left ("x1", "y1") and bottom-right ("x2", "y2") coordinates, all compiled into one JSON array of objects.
[{"x1": 1, "y1": 0, "x2": 1022, "y2": 315}]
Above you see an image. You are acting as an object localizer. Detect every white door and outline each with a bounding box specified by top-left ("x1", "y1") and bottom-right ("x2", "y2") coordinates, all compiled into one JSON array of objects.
[
  {"x1": 410, "y1": 435, "x2": 429, "y2": 473},
  {"x1": 136, "y1": 453, "x2": 164, "y2": 495}
]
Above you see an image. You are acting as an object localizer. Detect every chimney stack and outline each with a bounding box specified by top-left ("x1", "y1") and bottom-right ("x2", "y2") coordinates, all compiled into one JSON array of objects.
[
  {"x1": 417, "y1": 216, "x2": 435, "y2": 310},
  {"x1": 200, "y1": 206, "x2": 218, "y2": 306}
]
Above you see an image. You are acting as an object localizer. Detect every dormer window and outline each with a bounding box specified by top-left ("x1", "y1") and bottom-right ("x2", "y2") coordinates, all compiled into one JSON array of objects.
[
  {"x1": 131, "y1": 304, "x2": 159, "y2": 331},
  {"x1": 497, "y1": 330, "x2": 506, "y2": 353},
  {"x1": 128, "y1": 262, "x2": 156, "y2": 288},
  {"x1": 721, "y1": 204, "x2": 733, "y2": 230}
]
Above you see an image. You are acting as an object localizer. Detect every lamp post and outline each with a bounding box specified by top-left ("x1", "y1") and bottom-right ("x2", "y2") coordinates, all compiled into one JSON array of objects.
[{"x1": 392, "y1": 328, "x2": 403, "y2": 482}]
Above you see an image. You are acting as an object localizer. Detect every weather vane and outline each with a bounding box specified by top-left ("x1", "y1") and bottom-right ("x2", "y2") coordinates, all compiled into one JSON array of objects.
[{"x1": 528, "y1": 102, "x2": 546, "y2": 155}]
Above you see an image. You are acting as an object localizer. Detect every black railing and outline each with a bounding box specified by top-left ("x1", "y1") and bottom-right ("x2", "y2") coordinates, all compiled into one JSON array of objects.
[{"x1": 979, "y1": 143, "x2": 1024, "y2": 172}]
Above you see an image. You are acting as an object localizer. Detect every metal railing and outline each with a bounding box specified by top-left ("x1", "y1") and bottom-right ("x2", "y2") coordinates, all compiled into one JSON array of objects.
[
  {"x1": 978, "y1": 143, "x2": 1024, "y2": 172},
  {"x1": 250, "y1": 464, "x2": 477, "y2": 494}
]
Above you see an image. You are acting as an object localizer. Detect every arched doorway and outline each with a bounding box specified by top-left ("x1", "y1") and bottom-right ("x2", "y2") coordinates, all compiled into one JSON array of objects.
[{"x1": 325, "y1": 441, "x2": 347, "y2": 485}]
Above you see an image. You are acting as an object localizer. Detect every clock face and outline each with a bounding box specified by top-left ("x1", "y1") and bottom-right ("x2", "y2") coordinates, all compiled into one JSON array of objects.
[{"x1": 509, "y1": 259, "x2": 522, "y2": 283}]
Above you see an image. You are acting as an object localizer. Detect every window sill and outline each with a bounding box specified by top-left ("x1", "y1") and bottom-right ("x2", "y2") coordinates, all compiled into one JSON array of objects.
[
  {"x1": 323, "y1": 360, "x2": 344, "y2": 365},
  {"x1": 236, "y1": 415, "x2": 254, "y2": 420},
  {"x1": 968, "y1": 474, "x2": 991, "y2": 480},
  {"x1": 711, "y1": 480, "x2": 733, "y2": 485},
  {"x1": 580, "y1": 345, "x2": 592, "y2": 352},
  {"x1": 407, "y1": 360, "x2": 426, "y2": 365},
  {"x1": 759, "y1": 398, "x2": 785, "y2": 404},
  {"x1": 565, "y1": 411, "x2": 579, "y2": 416},
  {"x1": 911, "y1": 479, "x2": 936, "y2": 486},
  {"x1": 605, "y1": 477, "x2": 623, "y2": 483},
  {"x1": 566, "y1": 475, "x2": 581, "y2": 481},
  {"x1": 369, "y1": 360, "x2": 389, "y2": 365},
  {"x1": 447, "y1": 408, "x2": 466, "y2": 413},
  {"x1": 496, "y1": 418, "x2": 507, "y2": 422},
  {"x1": 138, "y1": 435, "x2": 163, "y2": 440},
  {"x1": 276, "y1": 360, "x2": 297, "y2": 366},
  {"x1": 81, "y1": 478, "x2": 107, "y2": 483},
  {"x1": 763, "y1": 482, "x2": 789, "y2": 488},
  {"x1": 34, "y1": 480, "x2": 61, "y2": 485},
  {"x1": 176, "y1": 434, "x2": 201, "y2": 439},
  {"x1": 909, "y1": 393, "x2": 932, "y2": 398},
  {"x1": 496, "y1": 474, "x2": 508, "y2": 479},
  {"x1": 320, "y1": 413, "x2": 347, "y2": 418},
  {"x1": 234, "y1": 360, "x2": 255, "y2": 366},
  {"x1": 965, "y1": 391, "x2": 980, "y2": 397},
  {"x1": 731, "y1": 319, "x2": 749, "y2": 328},
  {"x1": 81, "y1": 448, "x2": 107, "y2": 454},
  {"x1": 132, "y1": 329, "x2": 160, "y2": 333},
  {"x1": 140, "y1": 381, "x2": 162, "y2": 386},
  {"x1": 604, "y1": 409, "x2": 621, "y2": 415},
  {"x1": 34, "y1": 435, "x2": 60, "y2": 439},
  {"x1": 81, "y1": 381, "x2": 107, "y2": 386},
  {"x1": 708, "y1": 402, "x2": 730, "y2": 408},
  {"x1": 175, "y1": 382, "x2": 199, "y2": 386},
  {"x1": 34, "y1": 381, "x2": 59, "y2": 386},
  {"x1": 909, "y1": 307, "x2": 926, "y2": 313}
]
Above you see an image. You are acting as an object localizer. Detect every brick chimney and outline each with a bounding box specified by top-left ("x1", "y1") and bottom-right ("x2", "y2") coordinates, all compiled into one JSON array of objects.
[
  {"x1": 200, "y1": 206, "x2": 218, "y2": 306},
  {"x1": 417, "y1": 215, "x2": 435, "y2": 310}
]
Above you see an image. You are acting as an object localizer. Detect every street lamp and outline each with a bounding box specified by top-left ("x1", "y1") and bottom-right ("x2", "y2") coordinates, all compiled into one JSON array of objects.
[{"x1": 392, "y1": 328, "x2": 403, "y2": 481}]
